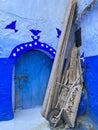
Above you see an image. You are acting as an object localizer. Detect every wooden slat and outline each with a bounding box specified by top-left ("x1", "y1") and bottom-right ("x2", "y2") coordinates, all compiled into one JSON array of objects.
[
  {"x1": 68, "y1": 46, "x2": 78, "y2": 84},
  {"x1": 64, "y1": 57, "x2": 83, "y2": 128},
  {"x1": 64, "y1": 84, "x2": 83, "y2": 127},
  {"x1": 41, "y1": 0, "x2": 77, "y2": 118},
  {"x1": 57, "y1": 84, "x2": 69, "y2": 108},
  {"x1": 61, "y1": 45, "x2": 72, "y2": 85},
  {"x1": 78, "y1": 55, "x2": 84, "y2": 83},
  {"x1": 57, "y1": 45, "x2": 74, "y2": 106}
]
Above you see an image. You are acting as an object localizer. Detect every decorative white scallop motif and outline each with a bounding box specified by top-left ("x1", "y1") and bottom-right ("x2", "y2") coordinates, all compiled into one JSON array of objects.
[
  {"x1": 46, "y1": 45, "x2": 48, "y2": 48},
  {"x1": 25, "y1": 44, "x2": 28, "y2": 47},
  {"x1": 29, "y1": 44, "x2": 32, "y2": 47},
  {"x1": 17, "y1": 48, "x2": 20, "y2": 52},
  {"x1": 9, "y1": 42, "x2": 56, "y2": 59},
  {"x1": 50, "y1": 48, "x2": 53, "y2": 51},
  {"x1": 13, "y1": 53, "x2": 16, "y2": 57},
  {"x1": 34, "y1": 42, "x2": 37, "y2": 45},
  {"x1": 20, "y1": 46, "x2": 23, "y2": 49},
  {"x1": 41, "y1": 44, "x2": 44, "y2": 47},
  {"x1": 34, "y1": 36, "x2": 38, "y2": 39}
]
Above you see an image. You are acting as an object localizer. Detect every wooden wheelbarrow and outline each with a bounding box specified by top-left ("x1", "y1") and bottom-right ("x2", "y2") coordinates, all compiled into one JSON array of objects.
[{"x1": 47, "y1": 64, "x2": 87, "y2": 129}]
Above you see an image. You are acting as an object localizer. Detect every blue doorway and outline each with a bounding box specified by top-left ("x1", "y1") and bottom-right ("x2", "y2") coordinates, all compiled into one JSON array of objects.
[{"x1": 14, "y1": 50, "x2": 52, "y2": 110}]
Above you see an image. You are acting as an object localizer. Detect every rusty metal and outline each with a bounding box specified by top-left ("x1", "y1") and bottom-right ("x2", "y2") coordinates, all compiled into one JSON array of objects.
[{"x1": 14, "y1": 75, "x2": 28, "y2": 89}]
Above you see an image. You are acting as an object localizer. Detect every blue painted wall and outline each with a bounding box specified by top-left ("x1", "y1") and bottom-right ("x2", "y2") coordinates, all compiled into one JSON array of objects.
[
  {"x1": 0, "y1": 0, "x2": 68, "y2": 58},
  {"x1": 0, "y1": 0, "x2": 69, "y2": 121},
  {"x1": 0, "y1": 59, "x2": 14, "y2": 121},
  {"x1": 77, "y1": 1, "x2": 98, "y2": 129},
  {"x1": 0, "y1": 0, "x2": 98, "y2": 129},
  {"x1": 84, "y1": 56, "x2": 98, "y2": 122}
]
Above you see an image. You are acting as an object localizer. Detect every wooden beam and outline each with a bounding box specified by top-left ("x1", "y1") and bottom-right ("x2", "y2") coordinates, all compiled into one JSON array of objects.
[{"x1": 41, "y1": 0, "x2": 77, "y2": 118}]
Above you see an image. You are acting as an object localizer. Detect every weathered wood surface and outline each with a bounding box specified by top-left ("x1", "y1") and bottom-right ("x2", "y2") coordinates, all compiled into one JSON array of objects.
[
  {"x1": 64, "y1": 57, "x2": 83, "y2": 128},
  {"x1": 68, "y1": 46, "x2": 78, "y2": 84},
  {"x1": 64, "y1": 84, "x2": 83, "y2": 127},
  {"x1": 78, "y1": 55, "x2": 84, "y2": 83},
  {"x1": 61, "y1": 45, "x2": 72, "y2": 85},
  {"x1": 57, "y1": 46, "x2": 78, "y2": 109},
  {"x1": 41, "y1": 0, "x2": 77, "y2": 118},
  {"x1": 57, "y1": 46, "x2": 73, "y2": 102},
  {"x1": 54, "y1": 50, "x2": 83, "y2": 128}
]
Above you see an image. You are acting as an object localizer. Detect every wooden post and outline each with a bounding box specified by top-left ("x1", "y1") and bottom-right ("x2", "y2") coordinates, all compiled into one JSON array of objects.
[{"x1": 42, "y1": 0, "x2": 77, "y2": 118}]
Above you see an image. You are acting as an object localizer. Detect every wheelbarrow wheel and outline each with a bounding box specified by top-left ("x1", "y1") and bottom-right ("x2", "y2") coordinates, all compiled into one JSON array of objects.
[{"x1": 47, "y1": 108, "x2": 64, "y2": 128}]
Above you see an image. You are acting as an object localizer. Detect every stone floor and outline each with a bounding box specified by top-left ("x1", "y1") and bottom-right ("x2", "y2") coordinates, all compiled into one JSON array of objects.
[{"x1": 0, "y1": 107, "x2": 97, "y2": 130}]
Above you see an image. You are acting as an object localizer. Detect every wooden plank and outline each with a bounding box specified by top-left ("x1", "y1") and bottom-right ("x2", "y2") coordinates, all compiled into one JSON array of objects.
[
  {"x1": 68, "y1": 46, "x2": 78, "y2": 84},
  {"x1": 78, "y1": 55, "x2": 84, "y2": 83},
  {"x1": 50, "y1": 0, "x2": 77, "y2": 110},
  {"x1": 64, "y1": 57, "x2": 83, "y2": 128},
  {"x1": 41, "y1": 0, "x2": 77, "y2": 118},
  {"x1": 57, "y1": 46, "x2": 73, "y2": 106},
  {"x1": 57, "y1": 84, "x2": 69, "y2": 108},
  {"x1": 61, "y1": 45, "x2": 73, "y2": 85},
  {"x1": 57, "y1": 70, "x2": 69, "y2": 99},
  {"x1": 57, "y1": 45, "x2": 74, "y2": 106},
  {"x1": 64, "y1": 84, "x2": 83, "y2": 127}
]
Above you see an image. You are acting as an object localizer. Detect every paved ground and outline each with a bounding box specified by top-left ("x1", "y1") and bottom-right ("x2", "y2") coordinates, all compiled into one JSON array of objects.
[
  {"x1": 0, "y1": 107, "x2": 51, "y2": 130},
  {"x1": 0, "y1": 107, "x2": 96, "y2": 130}
]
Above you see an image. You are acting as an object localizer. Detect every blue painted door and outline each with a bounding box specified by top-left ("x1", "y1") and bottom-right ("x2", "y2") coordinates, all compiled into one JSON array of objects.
[{"x1": 14, "y1": 50, "x2": 52, "y2": 109}]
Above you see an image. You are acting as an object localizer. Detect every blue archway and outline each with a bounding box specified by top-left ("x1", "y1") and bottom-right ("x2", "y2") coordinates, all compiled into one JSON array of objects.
[
  {"x1": 9, "y1": 41, "x2": 56, "y2": 110},
  {"x1": 14, "y1": 50, "x2": 53, "y2": 109},
  {"x1": 9, "y1": 41, "x2": 56, "y2": 60},
  {"x1": 0, "y1": 38, "x2": 56, "y2": 120}
]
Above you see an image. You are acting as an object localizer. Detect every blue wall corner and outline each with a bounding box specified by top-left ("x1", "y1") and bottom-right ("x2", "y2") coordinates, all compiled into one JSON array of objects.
[
  {"x1": 81, "y1": 55, "x2": 98, "y2": 122},
  {"x1": 0, "y1": 58, "x2": 15, "y2": 121}
]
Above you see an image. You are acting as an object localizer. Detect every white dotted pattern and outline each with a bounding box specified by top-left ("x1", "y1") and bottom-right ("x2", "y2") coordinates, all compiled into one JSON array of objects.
[{"x1": 12, "y1": 42, "x2": 56, "y2": 58}]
